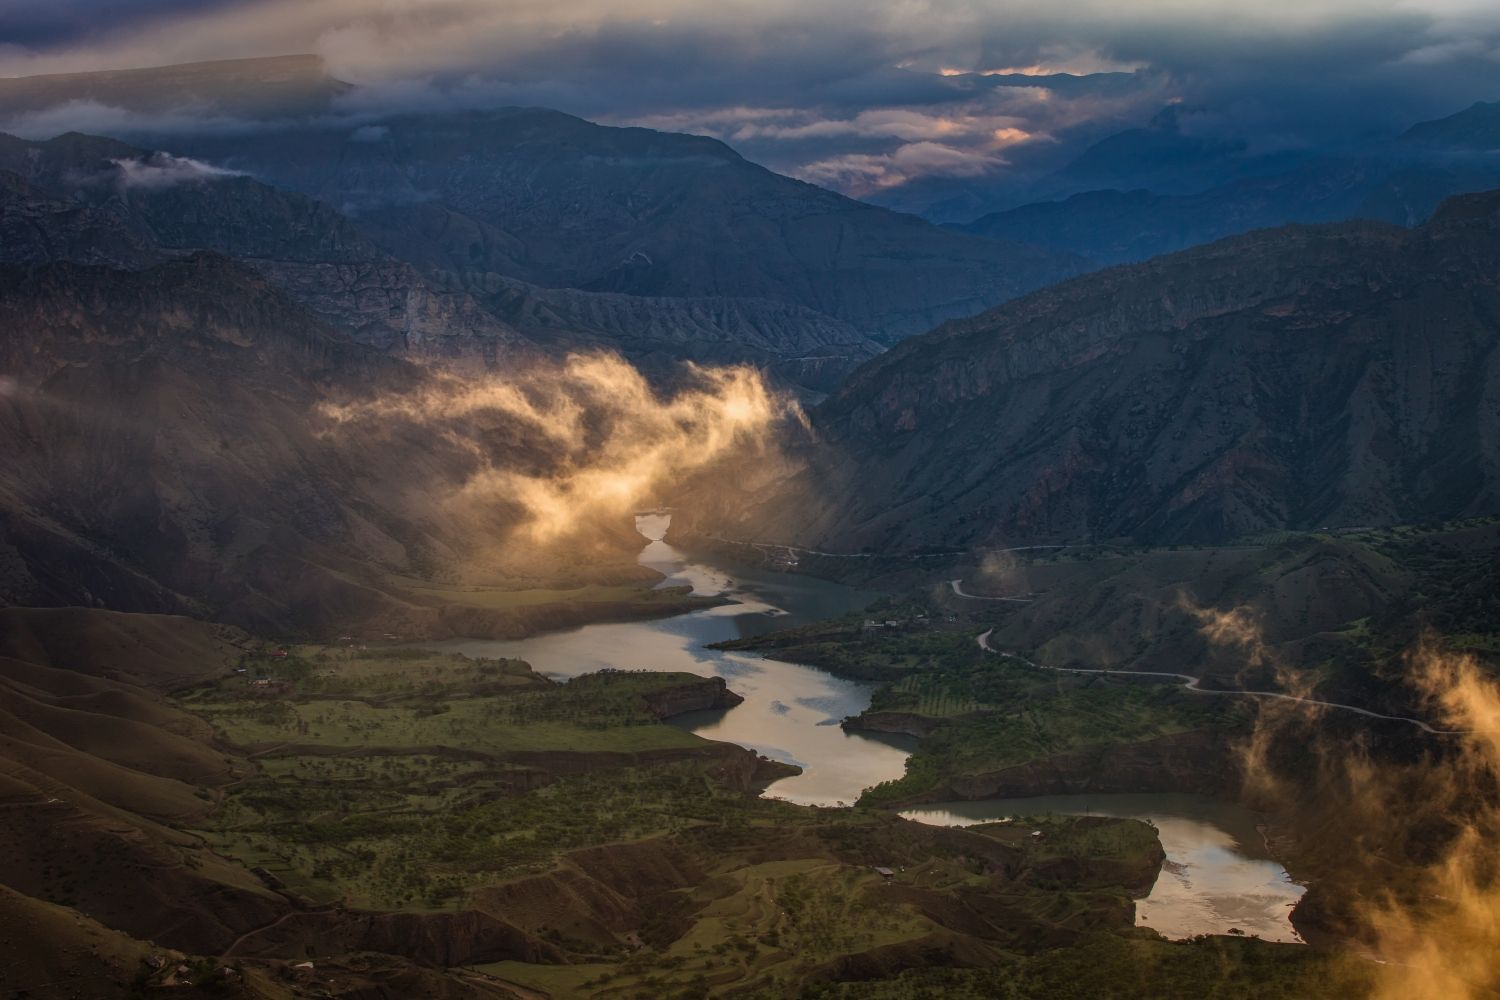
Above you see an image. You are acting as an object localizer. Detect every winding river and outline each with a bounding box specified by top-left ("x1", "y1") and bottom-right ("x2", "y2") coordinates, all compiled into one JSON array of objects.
[
  {"x1": 436, "y1": 515, "x2": 1303, "y2": 941},
  {"x1": 434, "y1": 514, "x2": 912, "y2": 805},
  {"x1": 902, "y1": 794, "x2": 1304, "y2": 943}
]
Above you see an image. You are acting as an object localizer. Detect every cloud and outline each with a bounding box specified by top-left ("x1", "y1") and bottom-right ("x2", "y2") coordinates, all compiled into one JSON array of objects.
[
  {"x1": 800, "y1": 140, "x2": 1011, "y2": 193},
  {"x1": 1, "y1": 1, "x2": 1499, "y2": 203},
  {"x1": 0, "y1": 98, "x2": 266, "y2": 140},
  {"x1": 318, "y1": 351, "x2": 799, "y2": 545},
  {"x1": 109, "y1": 150, "x2": 243, "y2": 188},
  {"x1": 1189, "y1": 599, "x2": 1500, "y2": 1000}
]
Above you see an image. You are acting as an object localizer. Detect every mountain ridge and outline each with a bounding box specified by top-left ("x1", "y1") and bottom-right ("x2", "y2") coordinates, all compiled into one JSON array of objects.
[{"x1": 676, "y1": 190, "x2": 1500, "y2": 552}]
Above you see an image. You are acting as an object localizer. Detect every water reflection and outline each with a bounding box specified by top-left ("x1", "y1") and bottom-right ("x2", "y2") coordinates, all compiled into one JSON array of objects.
[
  {"x1": 431, "y1": 515, "x2": 912, "y2": 805},
  {"x1": 902, "y1": 793, "x2": 1305, "y2": 943}
]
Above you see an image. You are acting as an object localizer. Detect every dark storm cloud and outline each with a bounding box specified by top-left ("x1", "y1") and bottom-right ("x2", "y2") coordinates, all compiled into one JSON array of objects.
[
  {"x1": 2, "y1": 1, "x2": 1498, "y2": 197},
  {"x1": 0, "y1": 0, "x2": 248, "y2": 50}
]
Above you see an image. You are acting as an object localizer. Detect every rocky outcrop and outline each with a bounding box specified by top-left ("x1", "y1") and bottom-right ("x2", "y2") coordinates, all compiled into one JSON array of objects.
[
  {"x1": 641, "y1": 675, "x2": 744, "y2": 718},
  {"x1": 844, "y1": 711, "x2": 947, "y2": 739}
]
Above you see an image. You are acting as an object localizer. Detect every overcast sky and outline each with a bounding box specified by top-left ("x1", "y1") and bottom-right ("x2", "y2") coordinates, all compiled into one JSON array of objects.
[{"x1": 2, "y1": 0, "x2": 1497, "y2": 196}]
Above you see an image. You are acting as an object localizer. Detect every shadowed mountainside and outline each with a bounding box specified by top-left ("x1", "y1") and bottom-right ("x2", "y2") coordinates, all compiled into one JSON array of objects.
[
  {"x1": 0, "y1": 131, "x2": 533, "y2": 367},
  {"x1": 0, "y1": 127, "x2": 891, "y2": 390},
  {"x1": 957, "y1": 101, "x2": 1500, "y2": 268},
  {"x1": 0, "y1": 253, "x2": 672, "y2": 636},
  {"x1": 167, "y1": 107, "x2": 1081, "y2": 343},
  {"x1": 677, "y1": 190, "x2": 1500, "y2": 552}
]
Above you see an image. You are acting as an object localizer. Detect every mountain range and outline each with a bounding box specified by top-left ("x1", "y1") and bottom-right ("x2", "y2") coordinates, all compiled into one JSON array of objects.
[
  {"x1": 3, "y1": 55, "x2": 1500, "y2": 605},
  {"x1": 677, "y1": 190, "x2": 1500, "y2": 551},
  {"x1": 954, "y1": 101, "x2": 1500, "y2": 267}
]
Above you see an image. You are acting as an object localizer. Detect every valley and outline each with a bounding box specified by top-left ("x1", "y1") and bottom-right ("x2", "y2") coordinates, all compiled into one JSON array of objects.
[
  {"x1": 0, "y1": 512, "x2": 1437, "y2": 998},
  {"x1": 0, "y1": 33, "x2": 1497, "y2": 1000},
  {"x1": 0, "y1": 526, "x2": 1280, "y2": 999}
]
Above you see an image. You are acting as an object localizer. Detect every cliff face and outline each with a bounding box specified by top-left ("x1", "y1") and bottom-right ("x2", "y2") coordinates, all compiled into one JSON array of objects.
[
  {"x1": 485, "y1": 276, "x2": 884, "y2": 393},
  {"x1": 641, "y1": 676, "x2": 745, "y2": 718},
  {"x1": 685, "y1": 190, "x2": 1500, "y2": 550}
]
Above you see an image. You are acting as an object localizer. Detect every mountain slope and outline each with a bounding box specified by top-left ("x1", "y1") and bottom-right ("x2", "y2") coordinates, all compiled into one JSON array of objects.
[
  {"x1": 0, "y1": 128, "x2": 887, "y2": 389},
  {"x1": 959, "y1": 101, "x2": 1500, "y2": 267},
  {"x1": 0, "y1": 253, "x2": 663, "y2": 636},
  {"x1": 0, "y1": 131, "x2": 530, "y2": 365},
  {"x1": 678, "y1": 191, "x2": 1500, "y2": 551},
  {"x1": 168, "y1": 108, "x2": 1080, "y2": 342},
  {"x1": 485, "y1": 276, "x2": 883, "y2": 393}
]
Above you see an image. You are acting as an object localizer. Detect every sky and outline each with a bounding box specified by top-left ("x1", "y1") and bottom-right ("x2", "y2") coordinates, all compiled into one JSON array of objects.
[{"x1": 1, "y1": 0, "x2": 1498, "y2": 202}]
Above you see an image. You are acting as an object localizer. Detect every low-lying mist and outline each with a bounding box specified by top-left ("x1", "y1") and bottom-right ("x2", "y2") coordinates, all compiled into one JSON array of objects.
[
  {"x1": 1194, "y1": 602, "x2": 1500, "y2": 999},
  {"x1": 319, "y1": 351, "x2": 800, "y2": 547}
]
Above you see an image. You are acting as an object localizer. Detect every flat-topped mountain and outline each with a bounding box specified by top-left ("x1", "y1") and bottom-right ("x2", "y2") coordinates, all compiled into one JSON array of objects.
[{"x1": 0, "y1": 54, "x2": 349, "y2": 120}]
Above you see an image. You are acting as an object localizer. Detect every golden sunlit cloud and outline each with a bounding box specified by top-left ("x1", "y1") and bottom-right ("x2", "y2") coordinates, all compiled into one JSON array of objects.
[
  {"x1": 1363, "y1": 644, "x2": 1500, "y2": 1000},
  {"x1": 319, "y1": 352, "x2": 798, "y2": 544},
  {"x1": 1190, "y1": 600, "x2": 1500, "y2": 999}
]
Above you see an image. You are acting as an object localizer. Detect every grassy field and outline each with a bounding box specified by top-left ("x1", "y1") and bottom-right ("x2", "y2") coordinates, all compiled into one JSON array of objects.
[
  {"x1": 716, "y1": 605, "x2": 1236, "y2": 808},
  {"x1": 183, "y1": 646, "x2": 758, "y2": 909},
  {"x1": 183, "y1": 647, "x2": 711, "y2": 753},
  {"x1": 477, "y1": 858, "x2": 941, "y2": 997},
  {"x1": 471, "y1": 813, "x2": 1164, "y2": 999},
  {"x1": 200, "y1": 757, "x2": 784, "y2": 910},
  {"x1": 795, "y1": 933, "x2": 1375, "y2": 1000}
]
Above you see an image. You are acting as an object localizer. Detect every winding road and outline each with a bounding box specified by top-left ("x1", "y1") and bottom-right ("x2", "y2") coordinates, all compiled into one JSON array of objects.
[
  {"x1": 948, "y1": 579, "x2": 1035, "y2": 602},
  {"x1": 976, "y1": 629, "x2": 1482, "y2": 736}
]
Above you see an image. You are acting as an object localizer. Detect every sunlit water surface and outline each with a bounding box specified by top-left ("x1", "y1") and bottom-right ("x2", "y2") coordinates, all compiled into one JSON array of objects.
[
  {"x1": 902, "y1": 793, "x2": 1305, "y2": 942},
  {"x1": 434, "y1": 516, "x2": 1303, "y2": 940},
  {"x1": 431, "y1": 514, "x2": 912, "y2": 805}
]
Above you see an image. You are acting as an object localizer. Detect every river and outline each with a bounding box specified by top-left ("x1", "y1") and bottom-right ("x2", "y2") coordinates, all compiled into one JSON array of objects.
[
  {"x1": 433, "y1": 513, "x2": 913, "y2": 805},
  {"x1": 902, "y1": 794, "x2": 1305, "y2": 943},
  {"x1": 436, "y1": 515, "x2": 1303, "y2": 941}
]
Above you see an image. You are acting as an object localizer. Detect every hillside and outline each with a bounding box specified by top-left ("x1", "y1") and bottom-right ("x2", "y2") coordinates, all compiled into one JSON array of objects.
[
  {"x1": 958, "y1": 100, "x2": 1500, "y2": 268},
  {"x1": 0, "y1": 127, "x2": 892, "y2": 390},
  {"x1": 0, "y1": 131, "x2": 532, "y2": 366},
  {"x1": 0, "y1": 604, "x2": 1230, "y2": 999},
  {"x1": 0, "y1": 253, "x2": 705, "y2": 636},
  {"x1": 167, "y1": 107, "x2": 1080, "y2": 343},
  {"x1": 676, "y1": 190, "x2": 1500, "y2": 552}
]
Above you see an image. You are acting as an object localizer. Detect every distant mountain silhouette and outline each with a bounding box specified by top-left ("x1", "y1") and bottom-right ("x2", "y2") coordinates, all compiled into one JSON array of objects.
[{"x1": 955, "y1": 101, "x2": 1500, "y2": 266}]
